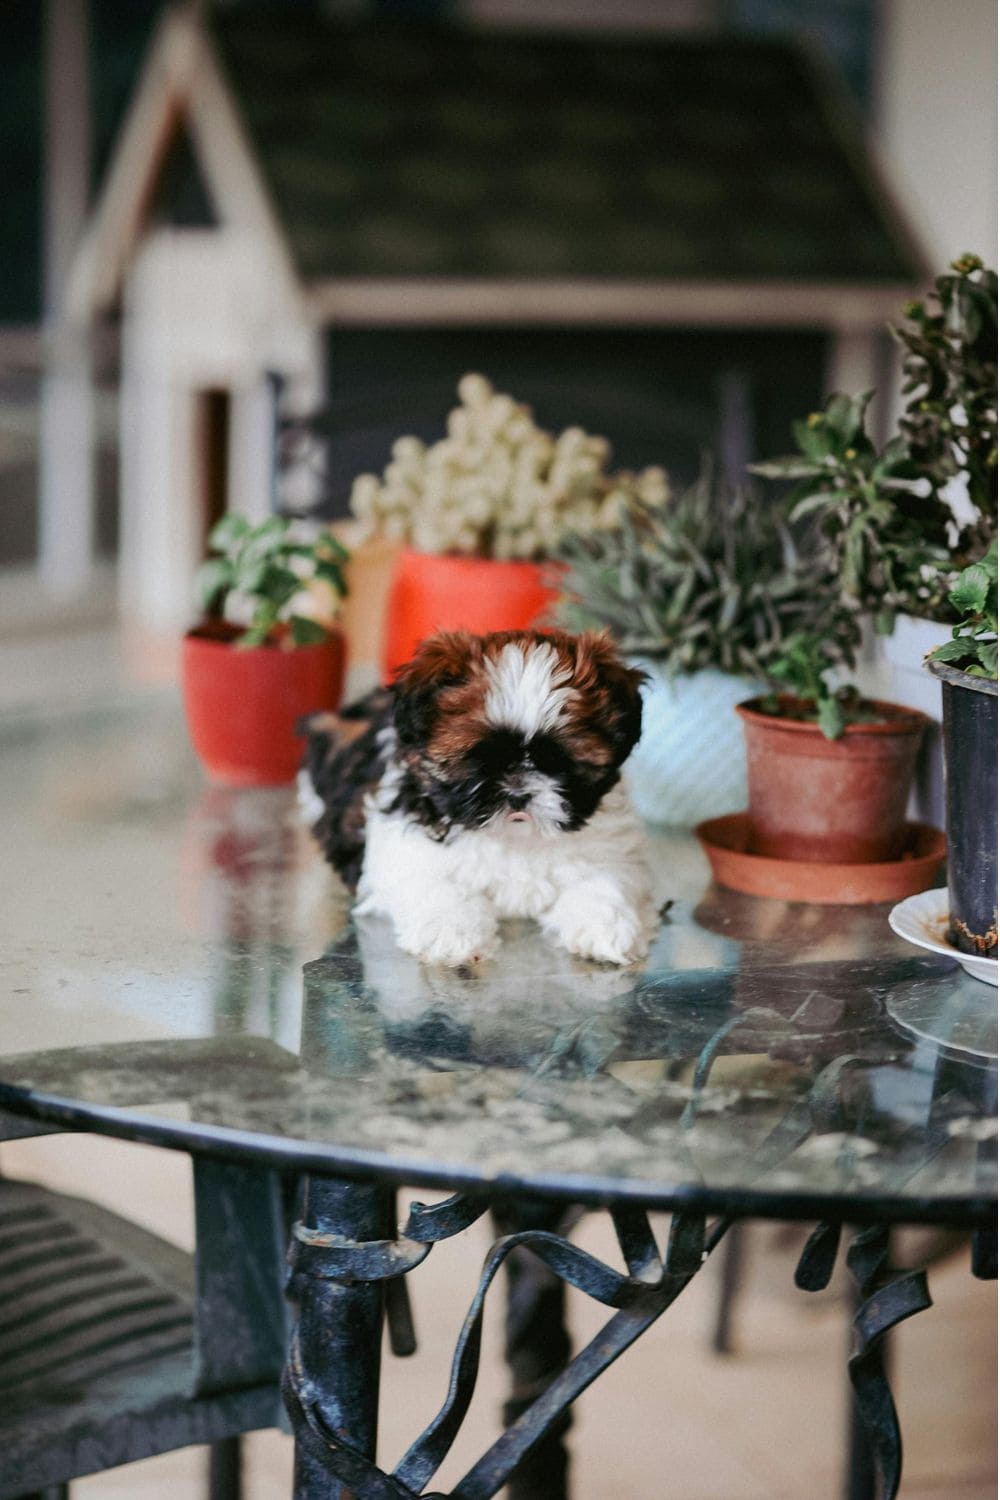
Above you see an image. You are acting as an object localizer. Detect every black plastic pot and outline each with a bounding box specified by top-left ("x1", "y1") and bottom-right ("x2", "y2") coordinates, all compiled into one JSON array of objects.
[{"x1": 928, "y1": 660, "x2": 998, "y2": 957}]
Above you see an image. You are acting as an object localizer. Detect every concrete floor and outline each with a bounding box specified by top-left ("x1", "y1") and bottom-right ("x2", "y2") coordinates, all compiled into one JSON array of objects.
[{"x1": 4, "y1": 1130, "x2": 995, "y2": 1500}]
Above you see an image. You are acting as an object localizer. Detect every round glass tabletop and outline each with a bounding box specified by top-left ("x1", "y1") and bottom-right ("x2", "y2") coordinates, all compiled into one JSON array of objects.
[{"x1": 0, "y1": 699, "x2": 995, "y2": 1224}]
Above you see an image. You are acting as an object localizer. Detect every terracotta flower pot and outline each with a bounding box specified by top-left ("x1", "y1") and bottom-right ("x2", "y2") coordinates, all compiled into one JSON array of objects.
[
  {"x1": 736, "y1": 697, "x2": 932, "y2": 864},
  {"x1": 381, "y1": 546, "x2": 558, "y2": 679},
  {"x1": 182, "y1": 625, "x2": 346, "y2": 786}
]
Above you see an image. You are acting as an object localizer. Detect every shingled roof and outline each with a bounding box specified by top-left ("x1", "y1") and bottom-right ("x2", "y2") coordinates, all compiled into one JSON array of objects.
[{"x1": 209, "y1": 11, "x2": 920, "y2": 287}]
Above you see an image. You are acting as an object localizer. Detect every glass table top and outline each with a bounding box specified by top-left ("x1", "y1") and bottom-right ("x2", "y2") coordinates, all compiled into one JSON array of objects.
[{"x1": 0, "y1": 697, "x2": 995, "y2": 1223}]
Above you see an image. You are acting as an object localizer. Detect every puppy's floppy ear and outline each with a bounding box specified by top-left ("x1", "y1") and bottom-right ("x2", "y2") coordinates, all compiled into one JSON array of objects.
[
  {"x1": 392, "y1": 631, "x2": 481, "y2": 749},
  {"x1": 573, "y1": 631, "x2": 647, "y2": 763}
]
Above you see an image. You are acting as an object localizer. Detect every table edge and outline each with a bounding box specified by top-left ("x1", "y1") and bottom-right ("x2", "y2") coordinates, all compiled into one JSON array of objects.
[{"x1": 1, "y1": 1083, "x2": 994, "y2": 1230}]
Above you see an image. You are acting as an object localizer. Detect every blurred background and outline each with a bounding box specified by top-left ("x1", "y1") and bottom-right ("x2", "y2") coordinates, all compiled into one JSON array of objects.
[{"x1": 0, "y1": 0, "x2": 996, "y2": 699}]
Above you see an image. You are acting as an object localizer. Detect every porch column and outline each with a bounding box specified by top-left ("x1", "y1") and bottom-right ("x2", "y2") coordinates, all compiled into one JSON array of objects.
[{"x1": 38, "y1": 0, "x2": 97, "y2": 599}]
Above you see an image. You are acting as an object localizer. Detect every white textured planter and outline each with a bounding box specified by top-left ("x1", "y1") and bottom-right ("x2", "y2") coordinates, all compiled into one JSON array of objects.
[
  {"x1": 624, "y1": 661, "x2": 765, "y2": 827},
  {"x1": 877, "y1": 614, "x2": 947, "y2": 720},
  {"x1": 861, "y1": 613, "x2": 946, "y2": 827}
]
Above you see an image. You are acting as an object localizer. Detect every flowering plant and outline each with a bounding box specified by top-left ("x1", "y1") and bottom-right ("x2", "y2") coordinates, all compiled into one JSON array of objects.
[{"x1": 349, "y1": 374, "x2": 670, "y2": 560}]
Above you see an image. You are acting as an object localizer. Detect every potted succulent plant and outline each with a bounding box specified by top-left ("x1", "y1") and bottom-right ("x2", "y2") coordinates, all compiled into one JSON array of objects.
[
  {"x1": 348, "y1": 373, "x2": 670, "y2": 677},
  {"x1": 926, "y1": 541, "x2": 998, "y2": 957},
  {"x1": 554, "y1": 472, "x2": 858, "y2": 826},
  {"x1": 183, "y1": 515, "x2": 349, "y2": 786}
]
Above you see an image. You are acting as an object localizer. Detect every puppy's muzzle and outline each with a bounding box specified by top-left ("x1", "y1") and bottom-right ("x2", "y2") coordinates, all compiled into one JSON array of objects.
[{"x1": 504, "y1": 790, "x2": 533, "y2": 824}]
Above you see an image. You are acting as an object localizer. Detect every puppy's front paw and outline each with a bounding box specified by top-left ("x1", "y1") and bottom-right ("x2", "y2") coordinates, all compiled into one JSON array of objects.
[
  {"x1": 545, "y1": 891, "x2": 651, "y2": 966},
  {"x1": 396, "y1": 903, "x2": 499, "y2": 968}
]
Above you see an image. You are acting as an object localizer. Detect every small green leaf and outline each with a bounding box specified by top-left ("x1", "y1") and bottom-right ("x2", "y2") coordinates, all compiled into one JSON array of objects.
[
  {"x1": 246, "y1": 599, "x2": 278, "y2": 645},
  {"x1": 250, "y1": 516, "x2": 289, "y2": 544},
  {"x1": 825, "y1": 390, "x2": 872, "y2": 445},
  {"x1": 237, "y1": 625, "x2": 271, "y2": 649},
  {"x1": 317, "y1": 534, "x2": 351, "y2": 563},
  {"x1": 314, "y1": 559, "x2": 348, "y2": 595},
  {"x1": 976, "y1": 641, "x2": 998, "y2": 678},
  {"x1": 823, "y1": 393, "x2": 853, "y2": 438},
  {"x1": 747, "y1": 459, "x2": 825, "y2": 480},
  {"x1": 818, "y1": 696, "x2": 846, "y2": 739},
  {"x1": 789, "y1": 490, "x2": 837, "y2": 522},
  {"x1": 289, "y1": 615, "x2": 330, "y2": 646},
  {"x1": 195, "y1": 558, "x2": 233, "y2": 611},
  {"x1": 928, "y1": 637, "x2": 975, "y2": 663},
  {"x1": 208, "y1": 515, "x2": 251, "y2": 552},
  {"x1": 261, "y1": 564, "x2": 301, "y2": 602},
  {"x1": 949, "y1": 562, "x2": 990, "y2": 614},
  {"x1": 792, "y1": 419, "x2": 834, "y2": 463}
]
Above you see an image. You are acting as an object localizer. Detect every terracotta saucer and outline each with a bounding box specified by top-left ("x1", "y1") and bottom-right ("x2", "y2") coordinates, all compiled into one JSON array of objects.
[{"x1": 694, "y1": 813, "x2": 945, "y2": 906}]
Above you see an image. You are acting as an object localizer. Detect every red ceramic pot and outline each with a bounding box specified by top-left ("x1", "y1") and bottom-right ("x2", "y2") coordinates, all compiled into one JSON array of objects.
[
  {"x1": 381, "y1": 547, "x2": 559, "y2": 679},
  {"x1": 182, "y1": 626, "x2": 346, "y2": 786},
  {"x1": 736, "y1": 696, "x2": 932, "y2": 864}
]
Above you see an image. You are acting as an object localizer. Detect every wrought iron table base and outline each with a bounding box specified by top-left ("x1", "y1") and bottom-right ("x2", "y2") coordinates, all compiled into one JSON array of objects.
[{"x1": 282, "y1": 1174, "x2": 985, "y2": 1500}]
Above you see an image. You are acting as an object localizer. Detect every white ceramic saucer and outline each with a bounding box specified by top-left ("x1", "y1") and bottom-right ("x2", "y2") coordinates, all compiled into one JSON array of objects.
[{"x1": 889, "y1": 888, "x2": 998, "y2": 987}]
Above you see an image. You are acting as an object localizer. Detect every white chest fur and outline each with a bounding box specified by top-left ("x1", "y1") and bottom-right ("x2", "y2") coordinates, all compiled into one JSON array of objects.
[{"x1": 356, "y1": 782, "x2": 655, "y2": 967}]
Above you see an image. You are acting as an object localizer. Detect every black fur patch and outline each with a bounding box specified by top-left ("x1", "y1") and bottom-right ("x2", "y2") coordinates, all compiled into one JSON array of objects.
[{"x1": 301, "y1": 689, "x2": 393, "y2": 888}]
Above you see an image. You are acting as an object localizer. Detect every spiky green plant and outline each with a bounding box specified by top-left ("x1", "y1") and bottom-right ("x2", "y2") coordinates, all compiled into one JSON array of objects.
[{"x1": 554, "y1": 472, "x2": 860, "y2": 690}]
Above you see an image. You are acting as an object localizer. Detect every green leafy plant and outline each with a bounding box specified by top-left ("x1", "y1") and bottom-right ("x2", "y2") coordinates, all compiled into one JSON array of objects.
[
  {"x1": 750, "y1": 256, "x2": 998, "y2": 628},
  {"x1": 761, "y1": 633, "x2": 876, "y2": 739},
  {"x1": 554, "y1": 471, "x2": 860, "y2": 687},
  {"x1": 749, "y1": 390, "x2": 953, "y2": 626},
  {"x1": 195, "y1": 515, "x2": 349, "y2": 649},
  {"x1": 896, "y1": 255, "x2": 997, "y2": 557},
  {"x1": 927, "y1": 539, "x2": 998, "y2": 681}
]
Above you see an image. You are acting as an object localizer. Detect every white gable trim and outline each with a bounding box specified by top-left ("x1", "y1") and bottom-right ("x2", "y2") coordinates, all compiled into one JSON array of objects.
[
  {"x1": 67, "y1": 7, "x2": 303, "y2": 325},
  {"x1": 305, "y1": 277, "x2": 916, "y2": 331}
]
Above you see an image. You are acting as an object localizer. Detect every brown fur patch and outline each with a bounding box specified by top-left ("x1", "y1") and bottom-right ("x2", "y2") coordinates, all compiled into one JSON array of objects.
[
  {"x1": 393, "y1": 631, "x2": 483, "y2": 691},
  {"x1": 306, "y1": 712, "x2": 371, "y2": 750},
  {"x1": 516, "y1": 631, "x2": 642, "y2": 765},
  {"x1": 429, "y1": 684, "x2": 489, "y2": 759},
  {"x1": 394, "y1": 627, "x2": 644, "y2": 768}
]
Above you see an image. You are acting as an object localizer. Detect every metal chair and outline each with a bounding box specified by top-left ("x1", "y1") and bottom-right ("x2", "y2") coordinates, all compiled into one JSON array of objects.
[{"x1": 0, "y1": 1159, "x2": 288, "y2": 1500}]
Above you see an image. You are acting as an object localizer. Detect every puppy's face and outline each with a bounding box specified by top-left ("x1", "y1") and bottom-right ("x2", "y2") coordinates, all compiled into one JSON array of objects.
[{"x1": 391, "y1": 630, "x2": 644, "y2": 836}]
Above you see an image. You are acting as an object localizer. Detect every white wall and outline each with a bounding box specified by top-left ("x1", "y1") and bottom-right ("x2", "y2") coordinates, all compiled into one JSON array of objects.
[
  {"x1": 119, "y1": 227, "x2": 321, "y2": 637},
  {"x1": 878, "y1": 0, "x2": 998, "y2": 269}
]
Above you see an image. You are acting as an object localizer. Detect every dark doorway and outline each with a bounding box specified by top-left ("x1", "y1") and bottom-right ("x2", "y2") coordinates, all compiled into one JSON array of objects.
[
  {"x1": 195, "y1": 388, "x2": 231, "y2": 551},
  {"x1": 314, "y1": 326, "x2": 828, "y2": 516}
]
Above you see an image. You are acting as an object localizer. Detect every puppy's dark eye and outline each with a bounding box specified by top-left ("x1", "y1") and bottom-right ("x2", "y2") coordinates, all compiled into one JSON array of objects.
[
  {"x1": 526, "y1": 735, "x2": 571, "y2": 775},
  {"x1": 469, "y1": 729, "x2": 523, "y2": 773}
]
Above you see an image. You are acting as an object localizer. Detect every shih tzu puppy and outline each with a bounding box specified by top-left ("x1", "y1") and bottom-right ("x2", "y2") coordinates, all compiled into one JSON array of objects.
[{"x1": 300, "y1": 629, "x2": 656, "y2": 967}]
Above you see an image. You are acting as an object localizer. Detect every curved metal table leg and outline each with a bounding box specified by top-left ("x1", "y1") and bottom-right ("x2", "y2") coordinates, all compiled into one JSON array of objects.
[
  {"x1": 796, "y1": 1223, "x2": 935, "y2": 1500},
  {"x1": 285, "y1": 1175, "x2": 395, "y2": 1500},
  {"x1": 491, "y1": 1197, "x2": 576, "y2": 1500}
]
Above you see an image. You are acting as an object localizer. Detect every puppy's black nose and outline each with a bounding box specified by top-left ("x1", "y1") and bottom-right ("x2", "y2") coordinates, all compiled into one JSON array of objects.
[{"x1": 507, "y1": 792, "x2": 531, "y2": 810}]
